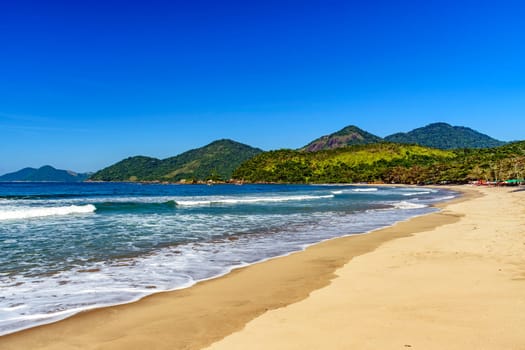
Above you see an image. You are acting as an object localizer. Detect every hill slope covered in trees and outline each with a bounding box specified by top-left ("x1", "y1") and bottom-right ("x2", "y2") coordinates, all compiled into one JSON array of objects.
[
  {"x1": 90, "y1": 139, "x2": 263, "y2": 182},
  {"x1": 384, "y1": 122, "x2": 506, "y2": 149},
  {"x1": 233, "y1": 141, "x2": 525, "y2": 184}
]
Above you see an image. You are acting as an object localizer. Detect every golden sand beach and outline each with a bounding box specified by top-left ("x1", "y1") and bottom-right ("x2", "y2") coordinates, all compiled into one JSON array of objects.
[{"x1": 2, "y1": 186, "x2": 524, "y2": 349}]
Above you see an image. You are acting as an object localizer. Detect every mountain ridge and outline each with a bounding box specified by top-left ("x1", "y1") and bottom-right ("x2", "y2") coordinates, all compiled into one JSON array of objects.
[
  {"x1": 89, "y1": 139, "x2": 263, "y2": 182},
  {"x1": 0, "y1": 165, "x2": 91, "y2": 182},
  {"x1": 384, "y1": 122, "x2": 506, "y2": 149},
  {"x1": 301, "y1": 122, "x2": 506, "y2": 151},
  {"x1": 301, "y1": 125, "x2": 383, "y2": 152},
  {"x1": 3, "y1": 122, "x2": 511, "y2": 183}
]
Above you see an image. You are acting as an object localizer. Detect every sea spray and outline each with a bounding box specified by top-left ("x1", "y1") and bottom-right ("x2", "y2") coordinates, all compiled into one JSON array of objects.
[{"x1": 0, "y1": 204, "x2": 96, "y2": 221}]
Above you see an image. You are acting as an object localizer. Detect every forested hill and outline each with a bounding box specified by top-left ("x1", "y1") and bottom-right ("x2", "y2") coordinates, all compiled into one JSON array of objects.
[
  {"x1": 89, "y1": 139, "x2": 263, "y2": 182},
  {"x1": 384, "y1": 122, "x2": 506, "y2": 149},
  {"x1": 0, "y1": 166, "x2": 90, "y2": 182},
  {"x1": 234, "y1": 143, "x2": 454, "y2": 183},
  {"x1": 301, "y1": 125, "x2": 383, "y2": 152},
  {"x1": 232, "y1": 141, "x2": 525, "y2": 184}
]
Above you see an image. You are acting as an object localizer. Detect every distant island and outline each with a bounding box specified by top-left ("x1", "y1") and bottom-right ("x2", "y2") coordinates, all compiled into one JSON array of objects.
[{"x1": 0, "y1": 165, "x2": 91, "y2": 182}]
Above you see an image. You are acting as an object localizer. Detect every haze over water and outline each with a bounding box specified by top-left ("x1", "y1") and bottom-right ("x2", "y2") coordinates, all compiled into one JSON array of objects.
[{"x1": 0, "y1": 182, "x2": 456, "y2": 335}]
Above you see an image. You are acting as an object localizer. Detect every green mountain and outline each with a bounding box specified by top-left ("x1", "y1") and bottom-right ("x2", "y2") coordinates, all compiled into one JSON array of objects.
[
  {"x1": 384, "y1": 122, "x2": 506, "y2": 149},
  {"x1": 0, "y1": 165, "x2": 90, "y2": 182},
  {"x1": 232, "y1": 141, "x2": 525, "y2": 184},
  {"x1": 301, "y1": 125, "x2": 383, "y2": 152},
  {"x1": 89, "y1": 156, "x2": 163, "y2": 182},
  {"x1": 89, "y1": 139, "x2": 263, "y2": 182},
  {"x1": 234, "y1": 143, "x2": 454, "y2": 183}
]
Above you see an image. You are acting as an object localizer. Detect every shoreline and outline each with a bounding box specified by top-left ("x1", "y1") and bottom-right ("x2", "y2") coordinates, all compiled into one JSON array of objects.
[
  {"x1": 0, "y1": 186, "x2": 473, "y2": 349},
  {"x1": 206, "y1": 185, "x2": 525, "y2": 349},
  {"x1": 0, "y1": 184, "x2": 451, "y2": 337}
]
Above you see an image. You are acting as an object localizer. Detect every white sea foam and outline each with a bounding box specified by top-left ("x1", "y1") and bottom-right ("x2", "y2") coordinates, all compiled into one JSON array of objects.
[
  {"x1": 399, "y1": 187, "x2": 437, "y2": 193},
  {"x1": 0, "y1": 305, "x2": 27, "y2": 312},
  {"x1": 352, "y1": 188, "x2": 378, "y2": 192},
  {"x1": 0, "y1": 205, "x2": 433, "y2": 336},
  {"x1": 0, "y1": 204, "x2": 96, "y2": 221},
  {"x1": 175, "y1": 195, "x2": 334, "y2": 207},
  {"x1": 391, "y1": 201, "x2": 428, "y2": 209},
  {"x1": 402, "y1": 191, "x2": 431, "y2": 196},
  {"x1": 1, "y1": 194, "x2": 338, "y2": 208},
  {"x1": 0, "y1": 184, "x2": 452, "y2": 336},
  {"x1": 432, "y1": 195, "x2": 456, "y2": 202}
]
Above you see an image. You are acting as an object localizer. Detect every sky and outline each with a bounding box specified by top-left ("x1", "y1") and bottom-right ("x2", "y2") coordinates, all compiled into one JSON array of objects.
[{"x1": 1, "y1": 0, "x2": 524, "y2": 174}]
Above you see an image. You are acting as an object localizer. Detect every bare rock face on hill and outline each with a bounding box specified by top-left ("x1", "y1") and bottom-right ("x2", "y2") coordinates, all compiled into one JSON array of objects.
[{"x1": 301, "y1": 125, "x2": 383, "y2": 152}]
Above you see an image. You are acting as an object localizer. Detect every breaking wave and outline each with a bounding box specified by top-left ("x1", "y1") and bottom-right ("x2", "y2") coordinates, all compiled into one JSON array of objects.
[
  {"x1": 402, "y1": 191, "x2": 431, "y2": 196},
  {"x1": 352, "y1": 188, "x2": 378, "y2": 192},
  {"x1": 175, "y1": 194, "x2": 334, "y2": 207},
  {"x1": 0, "y1": 204, "x2": 96, "y2": 221},
  {"x1": 391, "y1": 201, "x2": 428, "y2": 210}
]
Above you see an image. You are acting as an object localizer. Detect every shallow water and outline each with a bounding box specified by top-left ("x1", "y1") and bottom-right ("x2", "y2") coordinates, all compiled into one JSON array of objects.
[{"x1": 0, "y1": 182, "x2": 456, "y2": 335}]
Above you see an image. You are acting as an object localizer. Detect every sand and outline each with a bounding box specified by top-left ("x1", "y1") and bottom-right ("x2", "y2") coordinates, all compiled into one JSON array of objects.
[
  {"x1": 206, "y1": 186, "x2": 525, "y2": 350},
  {"x1": 2, "y1": 186, "x2": 524, "y2": 349}
]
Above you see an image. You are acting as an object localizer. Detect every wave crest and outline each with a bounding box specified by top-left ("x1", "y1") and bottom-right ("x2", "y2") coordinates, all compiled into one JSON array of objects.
[
  {"x1": 392, "y1": 201, "x2": 428, "y2": 210},
  {"x1": 0, "y1": 204, "x2": 96, "y2": 221},
  {"x1": 402, "y1": 191, "x2": 431, "y2": 196},
  {"x1": 175, "y1": 195, "x2": 334, "y2": 207},
  {"x1": 352, "y1": 188, "x2": 378, "y2": 192}
]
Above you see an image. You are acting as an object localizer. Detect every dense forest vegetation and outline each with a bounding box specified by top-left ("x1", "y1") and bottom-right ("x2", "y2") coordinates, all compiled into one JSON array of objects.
[
  {"x1": 384, "y1": 122, "x2": 506, "y2": 149},
  {"x1": 232, "y1": 142, "x2": 525, "y2": 184},
  {"x1": 88, "y1": 123, "x2": 522, "y2": 185},
  {"x1": 299, "y1": 123, "x2": 506, "y2": 153},
  {"x1": 89, "y1": 139, "x2": 262, "y2": 182}
]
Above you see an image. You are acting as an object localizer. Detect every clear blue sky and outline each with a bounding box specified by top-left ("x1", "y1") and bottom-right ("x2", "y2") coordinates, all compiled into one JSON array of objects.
[{"x1": 1, "y1": 0, "x2": 524, "y2": 174}]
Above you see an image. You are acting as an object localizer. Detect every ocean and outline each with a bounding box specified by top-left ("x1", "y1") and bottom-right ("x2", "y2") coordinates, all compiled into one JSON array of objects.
[{"x1": 0, "y1": 182, "x2": 457, "y2": 335}]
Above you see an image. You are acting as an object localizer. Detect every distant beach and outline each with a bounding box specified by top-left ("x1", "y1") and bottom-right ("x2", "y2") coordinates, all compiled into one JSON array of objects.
[{"x1": 2, "y1": 185, "x2": 524, "y2": 349}]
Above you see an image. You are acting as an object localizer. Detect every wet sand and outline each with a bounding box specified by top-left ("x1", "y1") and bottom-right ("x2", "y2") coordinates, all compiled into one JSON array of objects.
[{"x1": 3, "y1": 186, "x2": 524, "y2": 349}]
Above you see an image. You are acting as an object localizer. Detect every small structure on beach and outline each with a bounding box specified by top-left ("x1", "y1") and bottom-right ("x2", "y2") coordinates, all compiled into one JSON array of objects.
[
  {"x1": 470, "y1": 179, "x2": 525, "y2": 186},
  {"x1": 505, "y1": 179, "x2": 524, "y2": 185}
]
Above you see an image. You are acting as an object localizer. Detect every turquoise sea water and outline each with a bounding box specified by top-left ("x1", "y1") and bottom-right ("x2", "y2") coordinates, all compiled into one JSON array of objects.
[{"x1": 0, "y1": 182, "x2": 456, "y2": 335}]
